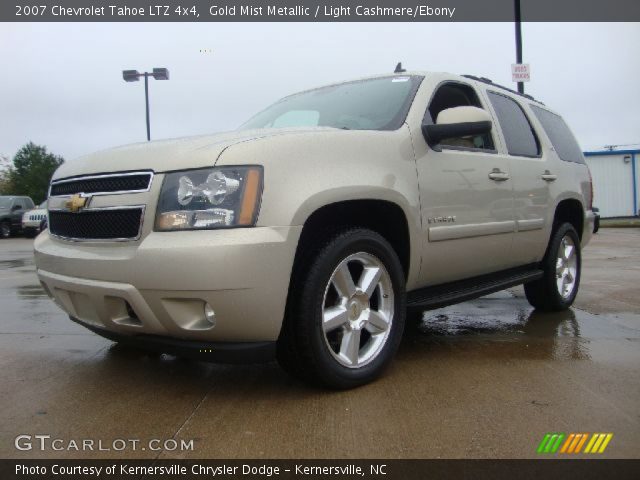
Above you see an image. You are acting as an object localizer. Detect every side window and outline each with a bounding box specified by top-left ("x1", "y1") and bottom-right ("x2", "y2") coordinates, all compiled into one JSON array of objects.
[
  {"x1": 13, "y1": 201, "x2": 23, "y2": 210},
  {"x1": 487, "y1": 91, "x2": 540, "y2": 157},
  {"x1": 427, "y1": 83, "x2": 495, "y2": 151},
  {"x1": 530, "y1": 105, "x2": 585, "y2": 164}
]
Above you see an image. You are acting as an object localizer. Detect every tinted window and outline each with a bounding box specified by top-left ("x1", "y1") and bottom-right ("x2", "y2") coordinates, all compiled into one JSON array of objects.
[
  {"x1": 488, "y1": 92, "x2": 540, "y2": 157},
  {"x1": 241, "y1": 76, "x2": 422, "y2": 131},
  {"x1": 530, "y1": 105, "x2": 585, "y2": 164}
]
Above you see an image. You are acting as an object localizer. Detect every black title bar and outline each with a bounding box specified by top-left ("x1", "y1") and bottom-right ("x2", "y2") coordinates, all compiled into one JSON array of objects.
[
  {"x1": 2, "y1": 459, "x2": 640, "y2": 480},
  {"x1": 3, "y1": 0, "x2": 640, "y2": 22}
]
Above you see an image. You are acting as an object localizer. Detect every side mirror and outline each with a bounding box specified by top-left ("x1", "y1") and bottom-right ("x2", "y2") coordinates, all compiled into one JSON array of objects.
[
  {"x1": 12, "y1": 205, "x2": 21, "y2": 212},
  {"x1": 422, "y1": 106, "x2": 492, "y2": 147}
]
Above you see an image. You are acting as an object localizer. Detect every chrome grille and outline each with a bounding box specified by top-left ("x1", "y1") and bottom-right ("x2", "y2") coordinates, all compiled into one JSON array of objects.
[{"x1": 50, "y1": 172, "x2": 153, "y2": 196}]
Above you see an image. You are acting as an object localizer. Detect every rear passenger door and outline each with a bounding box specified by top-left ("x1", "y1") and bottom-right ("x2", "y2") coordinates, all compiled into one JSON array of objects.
[{"x1": 484, "y1": 91, "x2": 551, "y2": 265}]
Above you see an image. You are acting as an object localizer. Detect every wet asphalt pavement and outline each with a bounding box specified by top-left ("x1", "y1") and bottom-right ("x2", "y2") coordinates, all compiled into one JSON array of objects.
[{"x1": 0, "y1": 229, "x2": 639, "y2": 459}]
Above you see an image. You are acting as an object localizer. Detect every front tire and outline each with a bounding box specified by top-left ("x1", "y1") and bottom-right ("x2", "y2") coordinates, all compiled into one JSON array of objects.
[
  {"x1": 277, "y1": 229, "x2": 406, "y2": 389},
  {"x1": 525, "y1": 223, "x2": 581, "y2": 311},
  {"x1": 0, "y1": 221, "x2": 11, "y2": 239}
]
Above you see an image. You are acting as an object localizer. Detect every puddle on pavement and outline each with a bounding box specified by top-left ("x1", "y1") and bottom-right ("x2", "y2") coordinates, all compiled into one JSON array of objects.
[
  {"x1": 415, "y1": 290, "x2": 639, "y2": 338},
  {"x1": 418, "y1": 291, "x2": 530, "y2": 335},
  {"x1": 403, "y1": 290, "x2": 640, "y2": 362},
  {"x1": 0, "y1": 258, "x2": 33, "y2": 269},
  {"x1": 406, "y1": 294, "x2": 578, "y2": 360}
]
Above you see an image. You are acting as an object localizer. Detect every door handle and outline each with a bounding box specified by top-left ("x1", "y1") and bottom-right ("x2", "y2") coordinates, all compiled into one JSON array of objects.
[
  {"x1": 488, "y1": 169, "x2": 510, "y2": 181},
  {"x1": 541, "y1": 170, "x2": 557, "y2": 182}
]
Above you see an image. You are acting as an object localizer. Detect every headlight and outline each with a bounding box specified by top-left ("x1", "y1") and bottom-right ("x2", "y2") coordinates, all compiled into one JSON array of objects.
[{"x1": 155, "y1": 166, "x2": 263, "y2": 231}]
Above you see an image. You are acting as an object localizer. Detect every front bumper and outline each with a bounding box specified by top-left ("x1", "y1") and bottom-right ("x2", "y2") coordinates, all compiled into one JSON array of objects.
[
  {"x1": 22, "y1": 220, "x2": 41, "y2": 229},
  {"x1": 72, "y1": 317, "x2": 276, "y2": 363},
  {"x1": 35, "y1": 226, "x2": 301, "y2": 345}
]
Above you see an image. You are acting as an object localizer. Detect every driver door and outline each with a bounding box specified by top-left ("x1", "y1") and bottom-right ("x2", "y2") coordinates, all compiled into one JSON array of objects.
[{"x1": 414, "y1": 81, "x2": 516, "y2": 286}]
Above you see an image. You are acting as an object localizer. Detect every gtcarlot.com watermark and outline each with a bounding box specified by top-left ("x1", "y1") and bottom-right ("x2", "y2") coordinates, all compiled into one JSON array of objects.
[{"x1": 15, "y1": 434, "x2": 194, "y2": 452}]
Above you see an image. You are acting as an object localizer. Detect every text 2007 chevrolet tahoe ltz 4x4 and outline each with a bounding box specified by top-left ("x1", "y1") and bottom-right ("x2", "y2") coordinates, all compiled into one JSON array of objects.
[{"x1": 35, "y1": 72, "x2": 595, "y2": 388}]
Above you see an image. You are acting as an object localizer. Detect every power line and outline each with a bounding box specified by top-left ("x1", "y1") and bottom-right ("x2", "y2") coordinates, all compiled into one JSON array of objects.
[{"x1": 603, "y1": 143, "x2": 640, "y2": 151}]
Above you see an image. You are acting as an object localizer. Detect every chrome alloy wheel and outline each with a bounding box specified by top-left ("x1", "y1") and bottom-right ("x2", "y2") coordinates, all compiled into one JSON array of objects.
[
  {"x1": 321, "y1": 252, "x2": 394, "y2": 368},
  {"x1": 556, "y1": 235, "x2": 578, "y2": 299}
]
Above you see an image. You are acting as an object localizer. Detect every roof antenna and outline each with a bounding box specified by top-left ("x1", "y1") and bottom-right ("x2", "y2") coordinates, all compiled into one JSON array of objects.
[{"x1": 394, "y1": 62, "x2": 406, "y2": 73}]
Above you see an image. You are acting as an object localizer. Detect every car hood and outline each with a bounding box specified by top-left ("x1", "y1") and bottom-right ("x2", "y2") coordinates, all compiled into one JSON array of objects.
[{"x1": 52, "y1": 128, "x2": 339, "y2": 180}]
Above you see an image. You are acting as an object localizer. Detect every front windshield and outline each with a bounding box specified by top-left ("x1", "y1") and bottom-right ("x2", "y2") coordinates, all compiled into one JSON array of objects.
[
  {"x1": 0, "y1": 198, "x2": 13, "y2": 209},
  {"x1": 240, "y1": 75, "x2": 422, "y2": 131}
]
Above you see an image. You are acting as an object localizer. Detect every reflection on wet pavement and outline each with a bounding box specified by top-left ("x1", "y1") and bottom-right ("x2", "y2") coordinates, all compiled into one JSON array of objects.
[
  {"x1": 420, "y1": 291, "x2": 530, "y2": 335},
  {"x1": 0, "y1": 258, "x2": 33, "y2": 269},
  {"x1": 408, "y1": 291, "x2": 594, "y2": 361},
  {"x1": 17, "y1": 284, "x2": 47, "y2": 298},
  {"x1": 0, "y1": 256, "x2": 35, "y2": 275},
  {"x1": 403, "y1": 290, "x2": 640, "y2": 366}
]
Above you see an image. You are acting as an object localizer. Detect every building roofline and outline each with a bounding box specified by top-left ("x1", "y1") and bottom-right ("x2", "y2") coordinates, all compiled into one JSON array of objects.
[{"x1": 584, "y1": 149, "x2": 640, "y2": 156}]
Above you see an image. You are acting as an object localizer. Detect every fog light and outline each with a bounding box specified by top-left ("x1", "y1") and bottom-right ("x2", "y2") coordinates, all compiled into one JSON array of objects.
[{"x1": 204, "y1": 303, "x2": 216, "y2": 327}]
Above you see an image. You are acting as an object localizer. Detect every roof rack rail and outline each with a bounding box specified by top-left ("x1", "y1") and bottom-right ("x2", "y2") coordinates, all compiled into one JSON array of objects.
[{"x1": 462, "y1": 74, "x2": 543, "y2": 104}]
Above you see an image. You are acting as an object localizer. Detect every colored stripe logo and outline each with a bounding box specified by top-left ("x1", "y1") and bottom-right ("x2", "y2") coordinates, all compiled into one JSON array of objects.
[{"x1": 537, "y1": 433, "x2": 613, "y2": 454}]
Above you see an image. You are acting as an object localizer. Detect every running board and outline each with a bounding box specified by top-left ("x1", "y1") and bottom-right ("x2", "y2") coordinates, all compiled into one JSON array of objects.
[{"x1": 407, "y1": 265, "x2": 543, "y2": 311}]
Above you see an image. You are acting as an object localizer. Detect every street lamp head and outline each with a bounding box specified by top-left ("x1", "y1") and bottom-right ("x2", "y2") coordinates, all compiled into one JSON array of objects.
[
  {"x1": 152, "y1": 68, "x2": 169, "y2": 80},
  {"x1": 122, "y1": 70, "x2": 140, "y2": 82},
  {"x1": 122, "y1": 67, "x2": 169, "y2": 142}
]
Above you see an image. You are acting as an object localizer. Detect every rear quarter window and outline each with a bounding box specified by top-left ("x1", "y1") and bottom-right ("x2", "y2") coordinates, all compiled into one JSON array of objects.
[{"x1": 530, "y1": 105, "x2": 585, "y2": 164}]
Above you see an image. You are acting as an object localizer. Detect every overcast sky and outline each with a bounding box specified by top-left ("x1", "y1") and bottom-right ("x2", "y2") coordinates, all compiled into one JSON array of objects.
[{"x1": 1, "y1": 22, "x2": 639, "y2": 161}]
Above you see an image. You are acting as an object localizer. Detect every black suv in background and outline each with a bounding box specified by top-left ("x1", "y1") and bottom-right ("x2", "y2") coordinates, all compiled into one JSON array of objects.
[{"x1": 0, "y1": 196, "x2": 35, "y2": 238}]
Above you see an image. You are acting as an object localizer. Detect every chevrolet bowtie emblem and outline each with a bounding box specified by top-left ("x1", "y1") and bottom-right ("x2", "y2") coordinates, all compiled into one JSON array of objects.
[{"x1": 65, "y1": 194, "x2": 87, "y2": 213}]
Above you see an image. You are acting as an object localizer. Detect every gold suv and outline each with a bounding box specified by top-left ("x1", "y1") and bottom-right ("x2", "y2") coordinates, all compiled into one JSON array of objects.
[{"x1": 35, "y1": 71, "x2": 595, "y2": 388}]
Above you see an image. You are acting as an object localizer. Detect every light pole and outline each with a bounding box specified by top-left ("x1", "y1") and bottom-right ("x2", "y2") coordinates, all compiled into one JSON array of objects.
[{"x1": 122, "y1": 68, "x2": 169, "y2": 141}]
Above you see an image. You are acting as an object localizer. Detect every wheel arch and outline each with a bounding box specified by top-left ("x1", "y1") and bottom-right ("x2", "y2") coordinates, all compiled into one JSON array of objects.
[
  {"x1": 552, "y1": 197, "x2": 585, "y2": 240},
  {"x1": 292, "y1": 198, "x2": 414, "y2": 283}
]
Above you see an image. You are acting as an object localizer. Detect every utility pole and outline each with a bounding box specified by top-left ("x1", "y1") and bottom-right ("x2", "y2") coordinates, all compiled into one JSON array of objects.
[{"x1": 514, "y1": 0, "x2": 524, "y2": 94}]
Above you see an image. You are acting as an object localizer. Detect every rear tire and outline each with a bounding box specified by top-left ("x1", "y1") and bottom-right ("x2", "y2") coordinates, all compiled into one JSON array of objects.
[
  {"x1": 525, "y1": 223, "x2": 581, "y2": 311},
  {"x1": 277, "y1": 228, "x2": 406, "y2": 389}
]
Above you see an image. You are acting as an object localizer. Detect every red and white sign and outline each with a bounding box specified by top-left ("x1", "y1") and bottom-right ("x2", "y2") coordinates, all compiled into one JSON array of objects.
[{"x1": 511, "y1": 63, "x2": 530, "y2": 82}]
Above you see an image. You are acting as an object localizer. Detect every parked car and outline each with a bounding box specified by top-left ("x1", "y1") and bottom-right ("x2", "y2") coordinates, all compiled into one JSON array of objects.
[
  {"x1": 0, "y1": 196, "x2": 35, "y2": 238},
  {"x1": 34, "y1": 71, "x2": 596, "y2": 388},
  {"x1": 22, "y1": 201, "x2": 48, "y2": 238}
]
